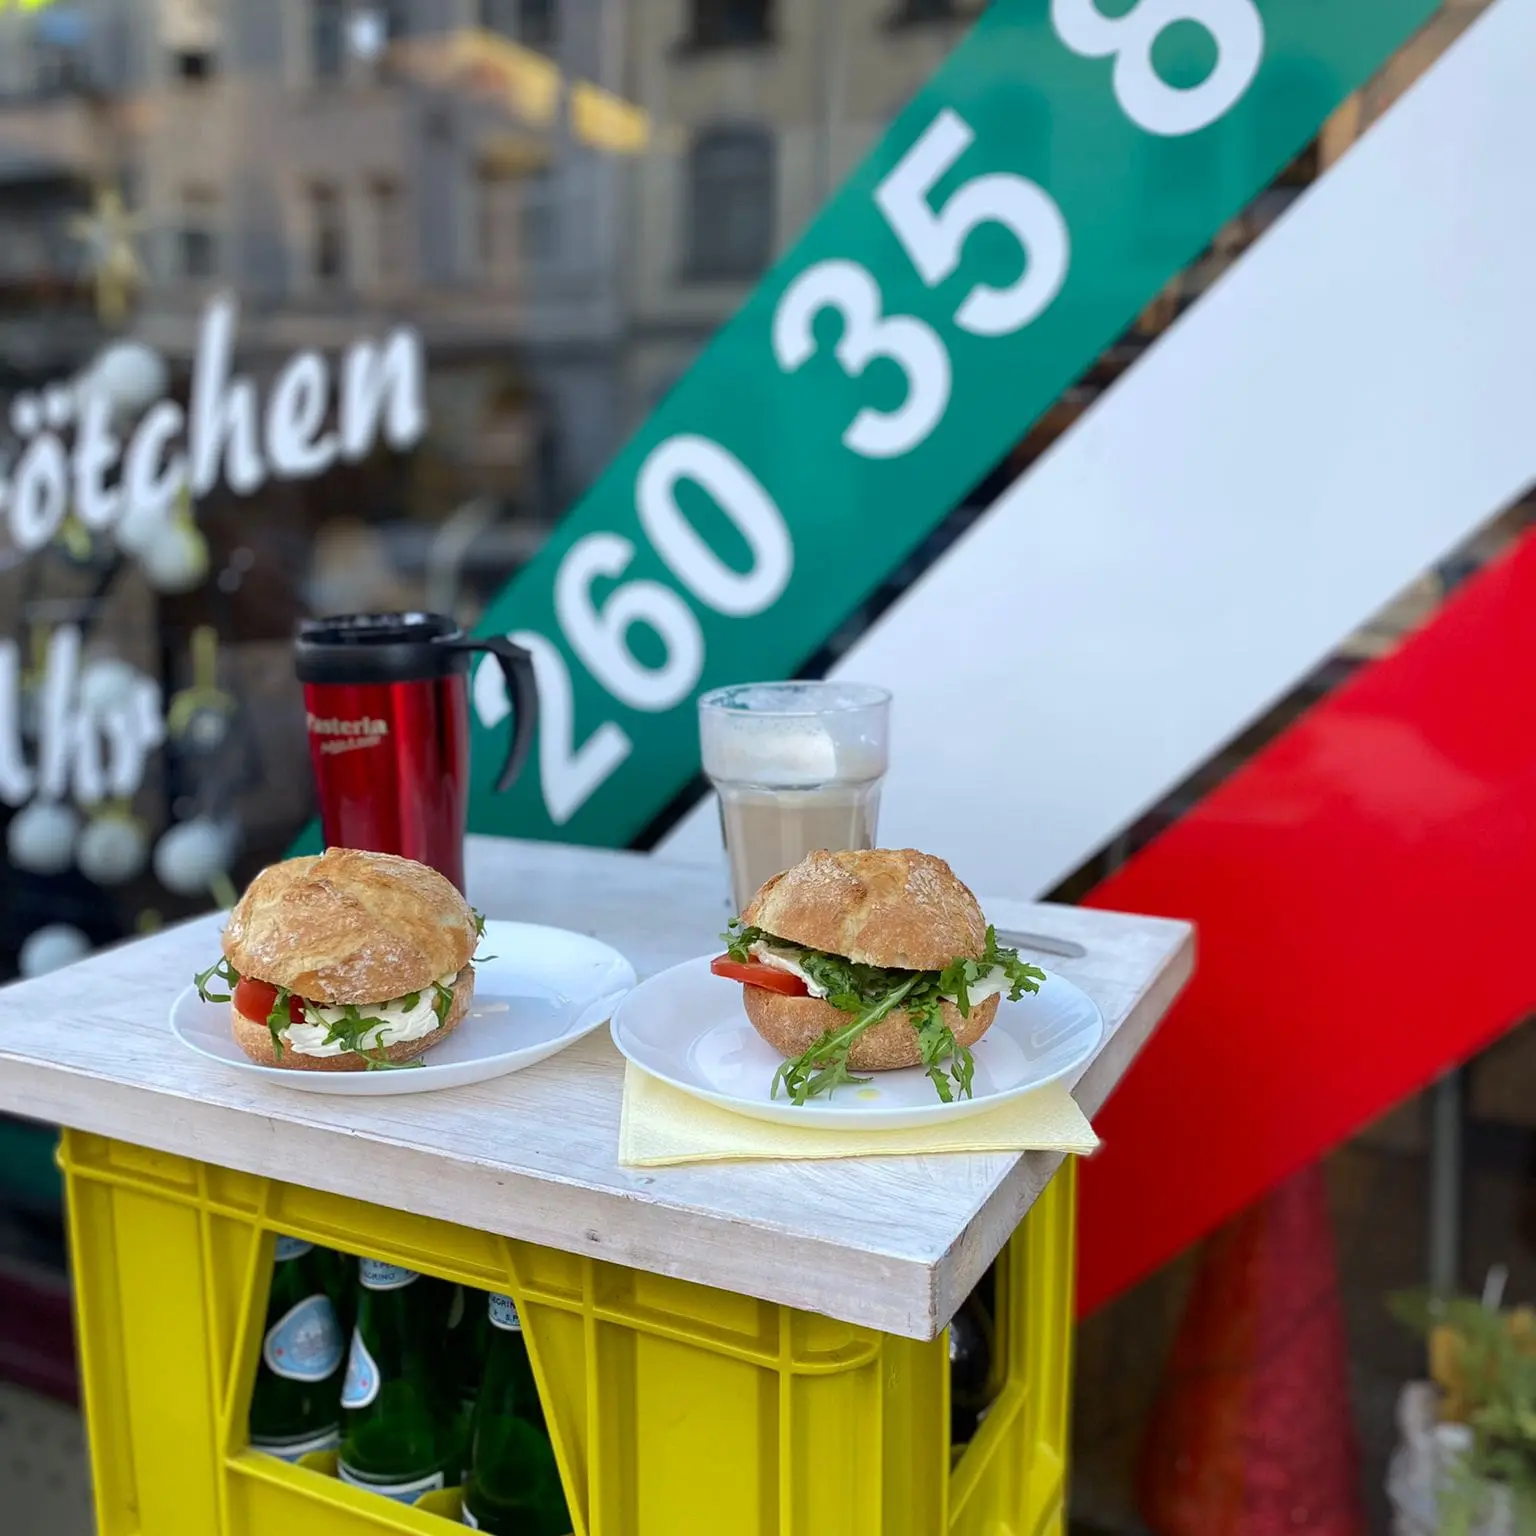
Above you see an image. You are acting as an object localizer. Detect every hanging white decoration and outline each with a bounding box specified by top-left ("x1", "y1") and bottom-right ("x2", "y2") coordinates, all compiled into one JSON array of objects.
[
  {"x1": 18, "y1": 923, "x2": 92, "y2": 978},
  {"x1": 6, "y1": 799, "x2": 79, "y2": 874},
  {"x1": 78, "y1": 658, "x2": 142, "y2": 719},
  {"x1": 139, "y1": 520, "x2": 210, "y2": 594},
  {"x1": 76, "y1": 341, "x2": 169, "y2": 422},
  {"x1": 76, "y1": 810, "x2": 150, "y2": 886},
  {"x1": 153, "y1": 816, "x2": 235, "y2": 896}
]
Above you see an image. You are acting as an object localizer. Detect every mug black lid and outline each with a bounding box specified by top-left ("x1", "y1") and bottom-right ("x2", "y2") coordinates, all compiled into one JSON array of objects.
[{"x1": 295, "y1": 612, "x2": 472, "y2": 684}]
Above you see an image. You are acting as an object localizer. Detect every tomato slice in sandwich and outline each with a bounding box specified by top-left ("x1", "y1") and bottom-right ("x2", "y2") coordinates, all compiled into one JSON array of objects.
[
  {"x1": 709, "y1": 955, "x2": 809, "y2": 996},
  {"x1": 233, "y1": 977, "x2": 307, "y2": 1025}
]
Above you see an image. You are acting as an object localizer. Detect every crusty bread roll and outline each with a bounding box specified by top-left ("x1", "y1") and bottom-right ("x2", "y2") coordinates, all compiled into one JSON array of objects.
[
  {"x1": 743, "y1": 987, "x2": 999, "y2": 1072},
  {"x1": 231, "y1": 968, "x2": 475, "y2": 1072},
  {"x1": 744, "y1": 848, "x2": 986, "y2": 973},
  {"x1": 222, "y1": 848, "x2": 478, "y2": 1004}
]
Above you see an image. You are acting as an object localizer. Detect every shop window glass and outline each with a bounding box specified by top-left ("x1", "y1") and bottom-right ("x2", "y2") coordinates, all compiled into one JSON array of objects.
[{"x1": 686, "y1": 126, "x2": 775, "y2": 279}]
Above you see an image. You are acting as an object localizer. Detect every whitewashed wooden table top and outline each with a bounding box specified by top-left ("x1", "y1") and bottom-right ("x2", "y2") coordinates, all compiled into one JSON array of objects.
[{"x1": 0, "y1": 836, "x2": 1193, "y2": 1341}]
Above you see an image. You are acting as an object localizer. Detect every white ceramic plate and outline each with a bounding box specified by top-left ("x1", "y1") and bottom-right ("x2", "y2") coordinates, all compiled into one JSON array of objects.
[
  {"x1": 610, "y1": 955, "x2": 1105, "y2": 1130},
  {"x1": 170, "y1": 920, "x2": 636, "y2": 1096}
]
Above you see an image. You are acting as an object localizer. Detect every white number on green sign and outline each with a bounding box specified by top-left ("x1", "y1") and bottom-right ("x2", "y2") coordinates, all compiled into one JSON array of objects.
[
  {"x1": 876, "y1": 109, "x2": 1070, "y2": 338},
  {"x1": 556, "y1": 533, "x2": 704, "y2": 712},
  {"x1": 478, "y1": 435, "x2": 790, "y2": 823},
  {"x1": 637, "y1": 435, "x2": 793, "y2": 617},
  {"x1": 1051, "y1": 0, "x2": 1264, "y2": 138}
]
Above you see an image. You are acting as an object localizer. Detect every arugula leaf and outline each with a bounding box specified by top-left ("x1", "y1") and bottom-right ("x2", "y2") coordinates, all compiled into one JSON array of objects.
[
  {"x1": 361, "y1": 1052, "x2": 424, "y2": 1072},
  {"x1": 722, "y1": 920, "x2": 765, "y2": 965},
  {"x1": 265, "y1": 986, "x2": 292, "y2": 1060},
  {"x1": 431, "y1": 981, "x2": 455, "y2": 1025},
  {"x1": 467, "y1": 911, "x2": 499, "y2": 960},
  {"x1": 772, "y1": 976, "x2": 921, "y2": 1105},
  {"x1": 304, "y1": 1003, "x2": 424, "y2": 1069},
  {"x1": 726, "y1": 919, "x2": 1046, "y2": 1104},
  {"x1": 194, "y1": 957, "x2": 240, "y2": 1003}
]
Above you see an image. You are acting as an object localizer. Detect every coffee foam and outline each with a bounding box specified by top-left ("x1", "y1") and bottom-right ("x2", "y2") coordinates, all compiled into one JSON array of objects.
[
  {"x1": 702, "y1": 715, "x2": 842, "y2": 787},
  {"x1": 700, "y1": 683, "x2": 889, "y2": 787}
]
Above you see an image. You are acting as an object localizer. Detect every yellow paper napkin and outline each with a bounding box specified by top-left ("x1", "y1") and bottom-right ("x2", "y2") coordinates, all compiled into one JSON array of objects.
[{"x1": 617, "y1": 1064, "x2": 1100, "y2": 1168}]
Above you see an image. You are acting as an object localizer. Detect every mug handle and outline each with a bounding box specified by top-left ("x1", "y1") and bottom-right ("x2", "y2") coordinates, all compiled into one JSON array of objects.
[{"x1": 449, "y1": 637, "x2": 539, "y2": 794}]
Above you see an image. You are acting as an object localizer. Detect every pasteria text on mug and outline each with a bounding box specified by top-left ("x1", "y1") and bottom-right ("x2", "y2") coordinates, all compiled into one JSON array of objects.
[{"x1": 467, "y1": 0, "x2": 1420, "y2": 844}]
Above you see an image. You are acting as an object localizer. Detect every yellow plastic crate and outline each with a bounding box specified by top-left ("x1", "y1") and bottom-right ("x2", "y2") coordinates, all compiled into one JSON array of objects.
[{"x1": 58, "y1": 1129, "x2": 1076, "y2": 1536}]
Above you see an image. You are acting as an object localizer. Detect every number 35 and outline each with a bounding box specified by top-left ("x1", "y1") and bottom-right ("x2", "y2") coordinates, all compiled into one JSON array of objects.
[{"x1": 774, "y1": 109, "x2": 1070, "y2": 460}]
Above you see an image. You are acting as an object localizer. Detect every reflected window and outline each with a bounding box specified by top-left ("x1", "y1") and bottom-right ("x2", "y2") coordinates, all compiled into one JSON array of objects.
[
  {"x1": 0, "y1": 222, "x2": 42, "y2": 283},
  {"x1": 891, "y1": 0, "x2": 960, "y2": 21},
  {"x1": 384, "y1": 1, "x2": 412, "y2": 41},
  {"x1": 172, "y1": 50, "x2": 216, "y2": 81},
  {"x1": 479, "y1": 0, "x2": 556, "y2": 48},
  {"x1": 34, "y1": 7, "x2": 92, "y2": 94},
  {"x1": 519, "y1": 0, "x2": 556, "y2": 47},
  {"x1": 690, "y1": 0, "x2": 772, "y2": 48},
  {"x1": 369, "y1": 176, "x2": 406, "y2": 288},
  {"x1": 479, "y1": 0, "x2": 515, "y2": 35},
  {"x1": 521, "y1": 168, "x2": 557, "y2": 267},
  {"x1": 309, "y1": 183, "x2": 347, "y2": 286},
  {"x1": 686, "y1": 126, "x2": 774, "y2": 280},
  {"x1": 179, "y1": 186, "x2": 219, "y2": 280},
  {"x1": 478, "y1": 168, "x2": 515, "y2": 284},
  {"x1": 313, "y1": 0, "x2": 346, "y2": 80}
]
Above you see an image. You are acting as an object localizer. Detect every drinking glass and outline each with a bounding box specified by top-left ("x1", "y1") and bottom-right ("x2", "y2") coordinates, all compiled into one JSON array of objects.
[{"x1": 698, "y1": 682, "x2": 891, "y2": 913}]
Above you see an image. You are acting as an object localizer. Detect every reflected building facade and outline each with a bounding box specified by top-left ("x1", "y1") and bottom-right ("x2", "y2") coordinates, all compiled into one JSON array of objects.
[{"x1": 620, "y1": 0, "x2": 975, "y2": 417}]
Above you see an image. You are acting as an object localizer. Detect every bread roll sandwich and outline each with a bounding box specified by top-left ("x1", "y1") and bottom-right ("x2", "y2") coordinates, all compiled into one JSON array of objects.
[
  {"x1": 710, "y1": 848, "x2": 1046, "y2": 1104},
  {"x1": 193, "y1": 848, "x2": 480, "y2": 1072}
]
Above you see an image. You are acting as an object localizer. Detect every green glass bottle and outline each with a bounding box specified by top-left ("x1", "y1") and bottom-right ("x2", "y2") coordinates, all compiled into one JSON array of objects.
[
  {"x1": 248, "y1": 1236, "x2": 347, "y2": 1461},
  {"x1": 948, "y1": 1290, "x2": 996, "y2": 1450},
  {"x1": 462, "y1": 1295, "x2": 572, "y2": 1535},
  {"x1": 442, "y1": 1285, "x2": 478, "y2": 1485},
  {"x1": 317, "y1": 1246, "x2": 358, "y2": 1345},
  {"x1": 339, "y1": 1259, "x2": 454, "y2": 1505},
  {"x1": 459, "y1": 1293, "x2": 491, "y2": 1408}
]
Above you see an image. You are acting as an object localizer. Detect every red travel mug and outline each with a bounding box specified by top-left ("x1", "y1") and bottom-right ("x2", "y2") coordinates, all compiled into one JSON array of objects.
[{"x1": 295, "y1": 613, "x2": 537, "y2": 893}]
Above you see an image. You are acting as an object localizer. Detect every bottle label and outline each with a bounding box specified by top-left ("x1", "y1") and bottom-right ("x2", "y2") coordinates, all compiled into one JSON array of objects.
[
  {"x1": 264, "y1": 1295, "x2": 344, "y2": 1383},
  {"x1": 446, "y1": 1285, "x2": 465, "y2": 1331},
  {"x1": 359, "y1": 1259, "x2": 420, "y2": 1291},
  {"x1": 337, "y1": 1463, "x2": 446, "y2": 1504},
  {"x1": 274, "y1": 1236, "x2": 313, "y2": 1263},
  {"x1": 250, "y1": 1425, "x2": 340, "y2": 1462},
  {"x1": 488, "y1": 1294, "x2": 522, "y2": 1332},
  {"x1": 339, "y1": 1328, "x2": 380, "y2": 1410}
]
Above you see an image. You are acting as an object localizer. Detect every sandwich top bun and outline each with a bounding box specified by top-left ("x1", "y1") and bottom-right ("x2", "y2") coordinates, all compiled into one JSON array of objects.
[
  {"x1": 744, "y1": 847, "x2": 986, "y2": 973},
  {"x1": 222, "y1": 847, "x2": 478, "y2": 1004}
]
